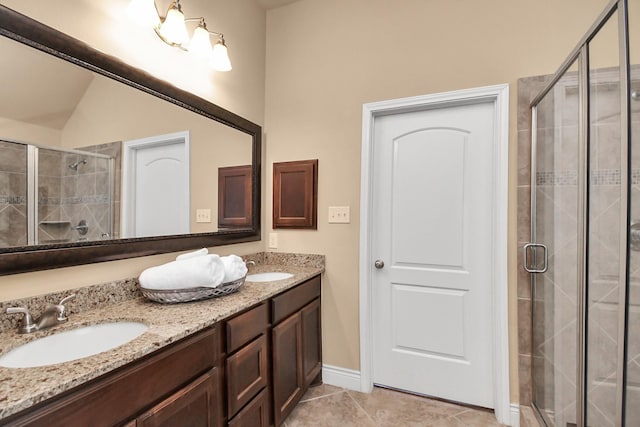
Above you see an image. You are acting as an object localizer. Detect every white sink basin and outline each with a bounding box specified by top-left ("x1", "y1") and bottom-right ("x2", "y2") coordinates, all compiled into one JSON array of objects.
[
  {"x1": 246, "y1": 272, "x2": 294, "y2": 282},
  {"x1": 0, "y1": 321, "x2": 148, "y2": 368}
]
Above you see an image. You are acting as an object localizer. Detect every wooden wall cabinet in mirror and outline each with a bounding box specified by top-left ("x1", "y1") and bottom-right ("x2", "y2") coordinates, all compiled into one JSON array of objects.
[
  {"x1": 272, "y1": 160, "x2": 318, "y2": 229},
  {"x1": 218, "y1": 165, "x2": 252, "y2": 229},
  {"x1": 0, "y1": 6, "x2": 261, "y2": 275}
]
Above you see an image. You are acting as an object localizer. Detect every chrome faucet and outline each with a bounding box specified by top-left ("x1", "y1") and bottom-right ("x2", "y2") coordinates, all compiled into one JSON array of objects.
[{"x1": 6, "y1": 294, "x2": 75, "y2": 334}]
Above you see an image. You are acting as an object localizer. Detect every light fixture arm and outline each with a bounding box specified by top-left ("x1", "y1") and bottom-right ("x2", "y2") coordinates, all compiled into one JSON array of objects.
[
  {"x1": 130, "y1": 0, "x2": 231, "y2": 70},
  {"x1": 184, "y1": 17, "x2": 225, "y2": 40}
]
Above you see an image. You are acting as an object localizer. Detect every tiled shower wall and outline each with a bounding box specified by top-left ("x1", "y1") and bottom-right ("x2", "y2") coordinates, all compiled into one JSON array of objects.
[
  {"x1": 0, "y1": 141, "x2": 27, "y2": 247},
  {"x1": 38, "y1": 142, "x2": 120, "y2": 243},
  {"x1": 74, "y1": 141, "x2": 121, "y2": 240}
]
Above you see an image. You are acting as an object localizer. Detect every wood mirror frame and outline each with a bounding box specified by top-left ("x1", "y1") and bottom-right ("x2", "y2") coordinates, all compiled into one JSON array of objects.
[{"x1": 0, "y1": 6, "x2": 261, "y2": 275}]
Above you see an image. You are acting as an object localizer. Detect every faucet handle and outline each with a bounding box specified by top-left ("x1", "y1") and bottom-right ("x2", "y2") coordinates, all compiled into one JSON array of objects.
[
  {"x1": 59, "y1": 294, "x2": 76, "y2": 306},
  {"x1": 6, "y1": 307, "x2": 38, "y2": 334},
  {"x1": 56, "y1": 294, "x2": 76, "y2": 321}
]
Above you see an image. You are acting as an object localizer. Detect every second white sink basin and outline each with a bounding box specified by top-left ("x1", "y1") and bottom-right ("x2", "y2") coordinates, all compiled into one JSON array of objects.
[
  {"x1": 246, "y1": 272, "x2": 294, "y2": 282},
  {"x1": 0, "y1": 321, "x2": 148, "y2": 368}
]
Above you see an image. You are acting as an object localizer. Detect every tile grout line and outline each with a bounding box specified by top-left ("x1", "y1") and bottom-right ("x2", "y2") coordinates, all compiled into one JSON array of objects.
[
  {"x1": 345, "y1": 390, "x2": 379, "y2": 426},
  {"x1": 299, "y1": 389, "x2": 346, "y2": 403}
]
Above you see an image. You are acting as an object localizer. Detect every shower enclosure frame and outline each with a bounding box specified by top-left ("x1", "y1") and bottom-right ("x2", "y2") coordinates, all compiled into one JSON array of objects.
[{"x1": 526, "y1": 0, "x2": 631, "y2": 426}]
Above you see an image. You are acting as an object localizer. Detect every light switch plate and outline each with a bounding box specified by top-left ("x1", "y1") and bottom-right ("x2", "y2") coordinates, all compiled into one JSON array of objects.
[
  {"x1": 269, "y1": 232, "x2": 278, "y2": 248},
  {"x1": 196, "y1": 209, "x2": 211, "y2": 223},
  {"x1": 328, "y1": 206, "x2": 350, "y2": 223}
]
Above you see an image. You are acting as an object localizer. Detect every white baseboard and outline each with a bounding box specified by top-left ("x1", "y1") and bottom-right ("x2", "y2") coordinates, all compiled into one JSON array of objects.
[
  {"x1": 322, "y1": 364, "x2": 361, "y2": 391},
  {"x1": 509, "y1": 403, "x2": 520, "y2": 427}
]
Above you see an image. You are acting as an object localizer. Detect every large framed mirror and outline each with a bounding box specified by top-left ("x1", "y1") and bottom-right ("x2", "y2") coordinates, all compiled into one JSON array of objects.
[{"x1": 0, "y1": 5, "x2": 261, "y2": 275}]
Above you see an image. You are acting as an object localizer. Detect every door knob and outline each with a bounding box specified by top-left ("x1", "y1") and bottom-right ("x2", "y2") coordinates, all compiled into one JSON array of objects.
[{"x1": 374, "y1": 260, "x2": 384, "y2": 269}]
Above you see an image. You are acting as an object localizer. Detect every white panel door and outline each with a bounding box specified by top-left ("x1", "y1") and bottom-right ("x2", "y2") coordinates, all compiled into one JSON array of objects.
[
  {"x1": 123, "y1": 132, "x2": 190, "y2": 238},
  {"x1": 372, "y1": 101, "x2": 495, "y2": 408}
]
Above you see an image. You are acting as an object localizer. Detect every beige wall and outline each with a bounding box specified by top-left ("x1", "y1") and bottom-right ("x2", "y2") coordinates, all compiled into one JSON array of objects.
[
  {"x1": 0, "y1": 0, "x2": 266, "y2": 299},
  {"x1": 264, "y1": 0, "x2": 611, "y2": 403}
]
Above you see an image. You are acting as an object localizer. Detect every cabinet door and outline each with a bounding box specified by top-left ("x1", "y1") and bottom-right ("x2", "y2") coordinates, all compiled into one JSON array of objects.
[
  {"x1": 301, "y1": 298, "x2": 322, "y2": 387},
  {"x1": 228, "y1": 388, "x2": 270, "y2": 427},
  {"x1": 272, "y1": 312, "x2": 303, "y2": 426},
  {"x1": 136, "y1": 369, "x2": 219, "y2": 427},
  {"x1": 226, "y1": 334, "x2": 269, "y2": 417}
]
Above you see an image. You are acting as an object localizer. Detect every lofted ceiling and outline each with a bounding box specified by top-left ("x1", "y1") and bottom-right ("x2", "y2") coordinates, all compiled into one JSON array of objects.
[{"x1": 0, "y1": 37, "x2": 93, "y2": 131}]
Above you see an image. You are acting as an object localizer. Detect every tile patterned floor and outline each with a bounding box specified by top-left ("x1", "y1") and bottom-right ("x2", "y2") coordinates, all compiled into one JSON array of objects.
[{"x1": 283, "y1": 384, "x2": 509, "y2": 427}]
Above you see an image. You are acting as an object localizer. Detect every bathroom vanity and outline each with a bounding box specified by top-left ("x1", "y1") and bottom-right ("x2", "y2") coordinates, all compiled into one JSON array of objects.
[{"x1": 0, "y1": 262, "x2": 323, "y2": 427}]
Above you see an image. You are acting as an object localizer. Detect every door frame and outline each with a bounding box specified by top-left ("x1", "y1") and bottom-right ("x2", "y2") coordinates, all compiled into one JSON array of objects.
[
  {"x1": 359, "y1": 84, "x2": 512, "y2": 424},
  {"x1": 121, "y1": 130, "x2": 190, "y2": 238}
]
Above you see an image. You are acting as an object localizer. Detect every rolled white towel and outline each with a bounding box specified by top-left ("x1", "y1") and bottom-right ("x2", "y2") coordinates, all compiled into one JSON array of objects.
[
  {"x1": 140, "y1": 254, "x2": 225, "y2": 290},
  {"x1": 221, "y1": 255, "x2": 248, "y2": 283},
  {"x1": 176, "y1": 247, "x2": 208, "y2": 261}
]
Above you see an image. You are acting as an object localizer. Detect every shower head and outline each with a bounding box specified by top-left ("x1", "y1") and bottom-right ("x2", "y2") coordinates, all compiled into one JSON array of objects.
[{"x1": 68, "y1": 159, "x2": 87, "y2": 171}]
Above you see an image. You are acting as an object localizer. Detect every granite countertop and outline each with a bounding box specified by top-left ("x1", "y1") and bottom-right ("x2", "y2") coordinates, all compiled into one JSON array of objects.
[{"x1": 0, "y1": 263, "x2": 323, "y2": 420}]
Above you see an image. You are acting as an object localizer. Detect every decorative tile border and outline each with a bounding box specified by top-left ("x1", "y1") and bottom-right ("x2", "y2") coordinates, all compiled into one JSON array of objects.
[
  {"x1": 0, "y1": 195, "x2": 26, "y2": 205},
  {"x1": 61, "y1": 194, "x2": 111, "y2": 204},
  {"x1": 592, "y1": 169, "x2": 622, "y2": 185},
  {"x1": 39, "y1": 194, "x2": 111, "y2": 206},
  {"x1": 537, "y1": 169, "x2": 640, "y2": 186},
  {"x1": 536, "y1": 170, "x2": 577, "y2": 186}
]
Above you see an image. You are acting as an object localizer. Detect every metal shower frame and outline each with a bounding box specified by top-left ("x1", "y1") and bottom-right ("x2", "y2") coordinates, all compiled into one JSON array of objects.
[{"x1": 527, "y1": 0, "x2": 631, "y2": 425}]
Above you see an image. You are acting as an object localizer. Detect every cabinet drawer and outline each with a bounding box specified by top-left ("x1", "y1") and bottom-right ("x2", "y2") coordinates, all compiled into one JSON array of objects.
[
  {"x1": 272, "y1": 275, "x2": 320, "y2": 324},
  {"x1": 136, "y1": 369, "x2": 219, "y2": 427},
  {"x1": 5, "y1": 327, "x2": 219, "y2": 427},
  {"x1": 226, "y1": 302, "x2": 269, "y2": 353},
  {"x1": 226, "y1": 334, "x2": 269, "y2": 418},
  {"x1": 227, "y1": 388, "x2": 270, "y2": 427}
]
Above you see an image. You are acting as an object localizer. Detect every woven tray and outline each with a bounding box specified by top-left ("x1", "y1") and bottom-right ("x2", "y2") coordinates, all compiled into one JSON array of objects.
[{"x1": 140, "y1": 276, "x2": 245, "y2": 304}]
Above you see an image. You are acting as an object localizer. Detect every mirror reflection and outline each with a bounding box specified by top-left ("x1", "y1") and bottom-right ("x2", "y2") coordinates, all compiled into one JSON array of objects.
[{"x1": 0, "y1": 33, "x2": 252, "y2": 248}]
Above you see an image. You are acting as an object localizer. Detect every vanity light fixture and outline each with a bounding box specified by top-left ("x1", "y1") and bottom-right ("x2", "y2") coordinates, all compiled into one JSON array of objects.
[{"x1": 127, "y1": 0, "x2": 232, "y2": 71}]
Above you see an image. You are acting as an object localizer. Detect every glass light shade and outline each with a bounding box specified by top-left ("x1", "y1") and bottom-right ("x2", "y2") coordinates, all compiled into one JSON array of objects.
[
  {"x1": 211, "y1": 41, "x2": 232, "y2": 71},
  {"x1": 127, "y1": 0, "x2": 160, "y2": 28},
  {"x1": 158, "y1": 8, "x2": 189, "y2": 46},
  {"x1": 188, "y1": 26, "x2": 213, "y2": 59}
]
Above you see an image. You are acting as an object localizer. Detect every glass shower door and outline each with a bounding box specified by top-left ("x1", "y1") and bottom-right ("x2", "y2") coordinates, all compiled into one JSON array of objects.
[
  {"x1": 586, "y1": 10, "x2": 623, "y2": 427},
  {"x1": 530, "y1": 61, "x2": 581, "y2": 427}
]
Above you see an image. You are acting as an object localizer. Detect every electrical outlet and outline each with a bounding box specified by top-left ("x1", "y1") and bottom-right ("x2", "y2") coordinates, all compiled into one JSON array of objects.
[
  {"x1": 269, "y1": 232, "x2": 278, "y2": 248},
  {"x1": 196, "y1": 209, "x2": 211, "y2": 223},
  {"x1": 328, "y1": 206, "x2": 350, "y2": 223}
]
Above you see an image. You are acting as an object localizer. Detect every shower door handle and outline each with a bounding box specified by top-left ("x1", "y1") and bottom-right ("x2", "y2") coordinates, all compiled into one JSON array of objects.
[{"x1": 523, "y1": 243, "x2": 548, "y2": 273}]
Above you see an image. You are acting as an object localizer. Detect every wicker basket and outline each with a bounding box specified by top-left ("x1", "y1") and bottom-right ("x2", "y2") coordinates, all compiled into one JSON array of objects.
[{"x1": 140, "y1": 276, "x2": 246, "y2": 304}]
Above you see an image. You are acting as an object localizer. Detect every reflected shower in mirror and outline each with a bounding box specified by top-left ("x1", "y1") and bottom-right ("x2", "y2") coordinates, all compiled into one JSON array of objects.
[{"x1": 1, "y1": 140, "x2": 116, "y2": 247}]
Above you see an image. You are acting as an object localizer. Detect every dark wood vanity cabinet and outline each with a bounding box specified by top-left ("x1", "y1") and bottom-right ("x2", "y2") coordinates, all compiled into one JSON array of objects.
[
  {"x1": 2, "y1": 275, "x2": 322, "y2": 427},
  {"x1": 271, "y1": 276, "x2": 322, "y2": 426}
]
